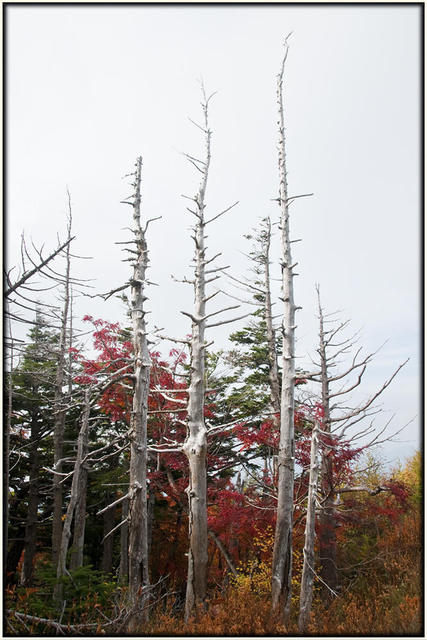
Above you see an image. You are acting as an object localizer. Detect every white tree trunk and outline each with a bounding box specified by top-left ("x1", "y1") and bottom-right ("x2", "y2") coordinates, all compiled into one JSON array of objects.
[
  {"x1": 298, "y1": 418, "x2": 321, "y2": 632},
  {"x1": 271, "y1": 38, "x2": 296, "y2": 622},
  {"x1": 127, "y1": 156, "x2": 151, "y2": 632},
  {"x1": 182, "y1": 97, "x2": 211, "y2": 623}
]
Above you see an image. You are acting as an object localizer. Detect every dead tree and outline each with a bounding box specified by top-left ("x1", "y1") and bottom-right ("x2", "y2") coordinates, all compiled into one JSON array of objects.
[
  {"x1": 67, "y1": 301, "x2": 88, "y2": 572},
  {"x1": 4, "y1": 232, "x2": 75, "y2": 571},
  {"x1": 65, "y1": 161, "x2": 155, "y2": 627},
  {"x1": 271, "y1": 35, "x2": 297, "y2": 621},
  {"x1": 305, "y1": 285, "x2": 409, "y2": 598},
  {"x1": 69, "y1": 403, "x2": 89, "y2": 571},
  {"x1": 52, "y1": 196, "x2": 73, "y2": 568},
  {"x1": 4, "y1": 237, "x2": 74, "y2": 301},
  {"x1": 181, "y1": 90, "x2": 212, "y2": 622},
  {"x1": 124, "y1": 157, "x2": 151, "y2": 632},
  {"x1": 298, "y1": 417, "x2": 321, "y2": 633},
  {"x1": 170, "y1": 86, "x2": 242, "y2": 622}
]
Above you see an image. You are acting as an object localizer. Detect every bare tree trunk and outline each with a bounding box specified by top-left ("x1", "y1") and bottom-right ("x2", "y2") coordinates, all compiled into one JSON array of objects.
[
  {"x1": 316, "y1": 292, "x2": 338, "y2": 598},
  {"x1": 54, "y1": 388, "x2": 90, "y2": 603},
  {"x1": 119, "y1": 497, "x2": 129, "y2": 583},
  {"x1": 127, "y1": 156, "x2": 151, "y2": 633},
  {"x1": 208, "y1": 530, "x2": 237, "y2": 578},
  {"x1": 298, "y1": 418, "x2": 321, "y2": 632},
  {"x1": 271, "y1": 36, "x2": 296, "y2": 623},
  {"x1": 52, "y1": 201, "x2": 72, "y2": 568},
  {"x1": 182, "y1": 93, "x2": 212, "y2": 623},
  {"x1": 68, "y1": 450, "x2": 88, "y2": 571}
]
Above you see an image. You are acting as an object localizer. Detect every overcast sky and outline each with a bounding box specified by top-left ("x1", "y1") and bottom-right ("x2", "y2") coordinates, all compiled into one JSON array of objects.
[{"x1": 6, "y1": 4, "x2": 421, "y2": 465}]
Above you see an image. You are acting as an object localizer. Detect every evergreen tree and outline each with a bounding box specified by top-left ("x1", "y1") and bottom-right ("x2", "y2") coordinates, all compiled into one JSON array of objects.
[{"x1": 7, "y1": 310, "x2": 57, "y2": 585}]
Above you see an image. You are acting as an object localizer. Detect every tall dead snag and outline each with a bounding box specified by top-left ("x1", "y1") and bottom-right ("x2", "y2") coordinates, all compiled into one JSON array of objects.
[
  {"x1": 126, "y1": 157, "x2": 151, "y2": 632},
  {"x1": 180, "y1": 87, "x2": 241, "y2": 622},
  {"x1": 182, "y1": 93, "x2": 211, "y2": 623},
  {"x1": 52, "y1": 196, "x2": 73, "y2": 568},
  {"x1": 298, "y1": 416, "x2": 321, "y2": 633},
  {"x1": 271, "y1": 35, "x2": 297, "y2": 621}
]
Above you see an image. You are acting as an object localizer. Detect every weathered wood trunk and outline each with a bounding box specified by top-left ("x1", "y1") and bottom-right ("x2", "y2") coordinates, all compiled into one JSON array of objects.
[
  {"x1": 127, "y1": 157, "x2": 151, "y2": 633},
  {"x1": 54, "y1": 389, "x2": 90, "y2": 602},
  {"x1": 298, "y1": 418, "x2": 321, "y2": 632},
  {"x1": 271, "y1": 38, "x2": 296, "y2": 623},
  {"x1": 69, "y1": 449, "x2": 88, "y2": 571},
  {"x1": 182, "y1": 96, "x2": 211, "y2": 623},
  {"x1": 183, "y1": 218, "x2": 208, "y2": 620}
]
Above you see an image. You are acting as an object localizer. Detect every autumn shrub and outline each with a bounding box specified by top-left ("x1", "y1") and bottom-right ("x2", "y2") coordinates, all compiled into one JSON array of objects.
[
  {"x1": 312, "y1": 482, "x2": 422, "y2": 637},
  {"x1": 146, "y1": 527, "x2": 297, "y2": 636}
]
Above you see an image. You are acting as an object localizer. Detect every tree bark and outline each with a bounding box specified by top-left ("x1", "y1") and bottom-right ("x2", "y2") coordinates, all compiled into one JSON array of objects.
[
  {"x1": 271, "y1": 37, "x2": 296, "y2": 623},
  {"x1": 69, "y1": 452, "x2": 88, "y2": 571},
  {"x1": 298, "y1": 418, "x2": 321, "y2": 632},
  {"x1": 127, "y1": 156, "x2": 151, "y2": 633}
]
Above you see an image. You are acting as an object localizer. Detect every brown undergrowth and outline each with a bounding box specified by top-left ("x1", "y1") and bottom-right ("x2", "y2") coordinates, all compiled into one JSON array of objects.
[{"x1": 146, "y1": 508, "x2": 422, "y2": 636}]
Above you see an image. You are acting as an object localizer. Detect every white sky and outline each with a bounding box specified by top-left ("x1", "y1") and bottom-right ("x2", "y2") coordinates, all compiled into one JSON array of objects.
[{"x1": 6, "y1": 4, "x2": 421, "y2": 465}]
